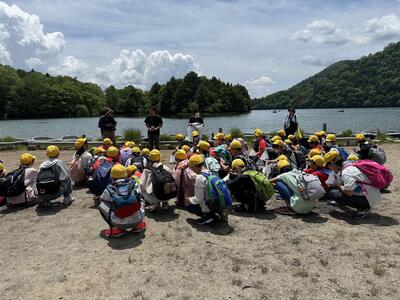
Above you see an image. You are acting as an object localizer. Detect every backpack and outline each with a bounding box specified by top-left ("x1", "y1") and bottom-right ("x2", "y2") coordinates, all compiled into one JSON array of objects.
[
  {"x1": 37, "y1": 165, "x2": 61, "y2": 196},
  {"x1": 295, "y1": 171, "x2": 325, "y2": 201},
  {"x1": 202, "y1": 173, "x2": 232, "y2": 212},
  {"x1": 2, "y1": 168, "x2": 26, "y2": 197},
  {"x1": 90, "y1": 160, "x2": 114, "y2": 196},
  {"x1": 293, "y1": 150, "x2": 307, "y2": 170},
  {"x1": 147, "y1": 165, "x2": 177, "y2": 200},
  {"x1": 368, "y1": 148, "x2": 386, "y2": 165},
  {"x1": 69, "y1": 156, "x2": 86, "y2": 183},
  {"x1": 205, "y1": 157, "x2": 221, "y2": 176},
  {"x1": 349, "y1": 160, "x2": 393, "y2": 189},
  {"x1": 130, "y1": 155, "x2": 145, "y2": 172},
  {"x1": 107, "y1": 180, "x2": 141, "y2": 219},
  {"x1": 87, "y1": 157, "x2": 98, "y2": 176},
  {"x1": 120, "y1": 148, "x2": 132, "y2": 165},
  {"x1": 243, "y1": 170, "x2": 275, "y2": 201},
  {"x1": 333, "y1": 146, "x2": 349, "y2": 160}
]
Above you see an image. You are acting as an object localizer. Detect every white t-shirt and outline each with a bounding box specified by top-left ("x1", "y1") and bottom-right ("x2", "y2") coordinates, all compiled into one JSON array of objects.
[{"x1": 340, "y1": 166, "x2": 382, "y2": 208}]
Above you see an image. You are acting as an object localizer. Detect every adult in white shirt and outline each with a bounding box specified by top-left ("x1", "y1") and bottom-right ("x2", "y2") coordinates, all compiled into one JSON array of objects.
[{"x1": 326, "y1": 156, "x2": 382, "y2": 219}]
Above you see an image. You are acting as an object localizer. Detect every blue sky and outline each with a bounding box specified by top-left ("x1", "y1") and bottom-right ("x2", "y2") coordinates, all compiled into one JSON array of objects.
[{"x1": 1, "y1": 0, "x2": 400, "y2": 97}]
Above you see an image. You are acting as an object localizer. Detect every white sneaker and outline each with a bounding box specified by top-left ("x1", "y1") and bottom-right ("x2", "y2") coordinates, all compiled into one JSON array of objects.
[{"x1": 63, "y1": 196, "x2": 75, "y2": 206}]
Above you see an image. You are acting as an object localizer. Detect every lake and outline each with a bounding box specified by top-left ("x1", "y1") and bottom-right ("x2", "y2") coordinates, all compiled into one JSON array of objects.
[{"x1": 0, "y1": 107, "x2": 399, "y2": 139}]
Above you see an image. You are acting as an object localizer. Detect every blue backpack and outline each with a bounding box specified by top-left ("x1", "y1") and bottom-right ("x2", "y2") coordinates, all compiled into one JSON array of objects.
[
  {"x1": 107, "y1": 180, "x2": 140, "y2": 218},
  {"x1": 333, "y1": 146, "x2": 349, "y2": 160},
  {"x1": 201, "y1": 172, "x2": 232, "y2": 212},
  {"x1": 120, "y1": 148, "x2": 132, "y2": 165},
  {"x1": 90, "y1": 160, "x2": 114, "y2": 196}
]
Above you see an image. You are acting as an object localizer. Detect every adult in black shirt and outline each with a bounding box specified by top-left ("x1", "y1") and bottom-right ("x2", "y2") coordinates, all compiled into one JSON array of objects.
[
  {"x1": 144, "y1": 107, "x2": 163, "y2": 150},
  {"x1": 98, "y1": 108, "x2": 117, "y2": 144},
  {"x1": 188, "y1": 112, "x2": 204, "y2": 125}
]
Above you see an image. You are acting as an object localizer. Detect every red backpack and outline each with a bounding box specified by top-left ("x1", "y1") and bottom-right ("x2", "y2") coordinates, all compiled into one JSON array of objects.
[{"x1": 347, "y1": 160, "x2": 393, "y2": 189}]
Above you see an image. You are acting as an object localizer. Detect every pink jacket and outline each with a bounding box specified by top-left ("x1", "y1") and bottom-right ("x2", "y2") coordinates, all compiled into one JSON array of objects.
[{"x1": 7, "y1": 167, "x2": 38, "y2": 205}]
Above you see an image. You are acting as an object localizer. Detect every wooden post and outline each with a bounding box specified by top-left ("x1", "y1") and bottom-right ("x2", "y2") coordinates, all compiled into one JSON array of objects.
[
  {"x1": 218, "y1": 128, "x2": 223, "y2": 133},
  {"x1": 323, "y1": 123, "x2": 327, "y2": 132}
]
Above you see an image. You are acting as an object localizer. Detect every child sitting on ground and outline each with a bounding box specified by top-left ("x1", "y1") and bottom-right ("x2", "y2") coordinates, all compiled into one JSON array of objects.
[
  {"x1": 6, "y1": 153, "x2": 39, "y2": 206},
  {"x1": 70, "y1": 137, "x2": 92, "y2": 186},
  {"x1": 37, "y1": 146, "x2": 75, "y2": 208},
  {"x1": 99, "y1": 164, "x2": 147, "y2": 238}
]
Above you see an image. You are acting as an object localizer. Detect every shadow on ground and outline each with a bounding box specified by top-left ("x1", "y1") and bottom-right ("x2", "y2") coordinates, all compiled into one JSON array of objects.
[
  {"x1": 329, "y1": 210, "x2": 399, "y2": 226},
  {"x1": 186, "y1": 218, "x2": 235, "y2": 236},
  {"x1": 99, "y1": 230, "x2": 145, "y2": 250}
]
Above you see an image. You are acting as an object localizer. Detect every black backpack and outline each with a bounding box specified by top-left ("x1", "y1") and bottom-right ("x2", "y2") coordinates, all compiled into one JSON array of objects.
[
  {"x1": 293, "y1": 150, "x2": 307, "y2": 170},
  {"x1": 37, "y1": 165, "x2": 61, "y2": 195},
  {"x1": 2, "y1": 168, "x2": 26, "y2": 197},
  {"x1": 147, "y1": 165, "x2": 177, "y2": 201}
]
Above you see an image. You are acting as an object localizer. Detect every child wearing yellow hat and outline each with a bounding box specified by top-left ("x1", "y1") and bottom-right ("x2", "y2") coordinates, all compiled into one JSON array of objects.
[
  {"x1": 125, "y1": 147, "x2": 147, "y2": 173},
  {"x1": 140, "y1": 149, "x2": 175, "y2": 212},
  {"x1": 4, "y1": 153, "x2": 39, "y2": 205},
  {"x1": 303, "y1": 155, "x2": 330, "y2": 192},
  {"x1": 99, "y1": 164, "x2": 147, "y2": 238},
  {"x1": 187, "y1": 155, "x2": 229, "y2": 225},
  {"x1": 70, "y1": 137, "x2": 92, "y2": 186},
  {"x1": 38, "y1": 146, "x2": 75, "y2": 207}
]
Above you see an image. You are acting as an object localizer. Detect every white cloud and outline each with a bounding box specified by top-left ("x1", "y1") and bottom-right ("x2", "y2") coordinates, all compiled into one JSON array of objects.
[
  {"x1": 293, "y1": 19, "x2": 350, "y2": 45},
  {"x1": 0, "y1": 2, "x2": 65, "y2": 68},
  {"x1": 92, "y1": 49, "x2": 200, "y2": 89},
  {"x1": 244, "y1": 76, "x2": 275, "y2": 98},
  {"x1": 364, "y1": 14, "x2": 400, "y2": 42},
  {"x1": 48, "y1": 56, "x2": 88, "y2": 77},
  {"x1": 301, "y1": 54, "x2": 335, "y2": 67}
]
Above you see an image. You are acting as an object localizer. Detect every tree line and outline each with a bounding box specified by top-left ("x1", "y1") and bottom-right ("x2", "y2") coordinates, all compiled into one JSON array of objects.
[
  {"x1": 0, "y1": 66, "x2": 252, "y2": 119},
  {"x1": 253, "y1": 42, "x2": 400, "y2": 109}
]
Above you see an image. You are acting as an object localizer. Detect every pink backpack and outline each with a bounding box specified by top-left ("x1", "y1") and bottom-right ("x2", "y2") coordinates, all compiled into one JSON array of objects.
[
  {"x1": 349, "y1": 160, "x2": 393, "y2": 189},
  {"x1": 70, "y1": 156, "x2": 86, "y2": 183}
]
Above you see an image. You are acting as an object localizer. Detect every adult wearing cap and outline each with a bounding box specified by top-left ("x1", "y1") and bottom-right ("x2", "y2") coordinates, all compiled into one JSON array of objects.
[
  {"x1": 140, "y1": 149, "x2": 173, "y2": 212},
  {"x1": 144, "y1": 106, "x2": 163, "y2": 150},
  {"x1": 326, "y1": 156, "x2": 382, "y2": 219},
  {"x1": 6, "y1": 153, "x2": 39, "y2": 205},
  {"x1": 71, "y1": 137, "x2": 92, "y2": 185},
  {"x1": 323, "y1": 134, "x2": 348, "y2": 160},
  {"x1": 99, "y1": 164, "x2": 147, "y2": 238},
  {"x1": 303, "y1": 155, "x2": 330, "y2": 192},
  {"x1": 283, "y1": 108, "x2": 298, "y2": 136},
  {"x1": 38, "y1": 146, "x2": 74, "y2": 207},
  {"x1": 98, "y1": 107, "x2": 117, "y2": 145}
]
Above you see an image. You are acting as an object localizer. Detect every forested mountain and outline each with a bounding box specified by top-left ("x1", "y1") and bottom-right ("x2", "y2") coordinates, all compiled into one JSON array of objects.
[
  {"x1": 253, "y1": 42, "x2": 400, "y2": 109},
  {"x1": 0, "y1": 68, "x2": 251, "y2": 119}
]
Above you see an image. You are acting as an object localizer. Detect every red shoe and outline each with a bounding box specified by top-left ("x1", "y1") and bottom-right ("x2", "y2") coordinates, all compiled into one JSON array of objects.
[
  {"x1": 131, "y1": 221, "x2": 147, "y2": 233},
  {"x1": 104, "y1": 228, "x2": 127, "y2": 238}
]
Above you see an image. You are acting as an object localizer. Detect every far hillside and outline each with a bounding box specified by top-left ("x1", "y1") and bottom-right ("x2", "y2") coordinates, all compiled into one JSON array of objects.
[{"x1": 253, "y1": 42, "x2": 400, "y2": 109}]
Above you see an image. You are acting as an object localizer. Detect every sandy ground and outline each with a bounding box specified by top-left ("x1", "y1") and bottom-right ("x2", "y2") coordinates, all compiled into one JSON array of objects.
[{"x1": 0, "y1": 145, "x2": 399, "y2": 300}]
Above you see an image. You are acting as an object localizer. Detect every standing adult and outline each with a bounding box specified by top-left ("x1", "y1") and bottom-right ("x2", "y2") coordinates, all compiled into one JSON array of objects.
[
  {"x1": 188, "y1": 112, "x2": 204, "y2": 142},
  {"x1": 283, "y1": 108, "x2": 298, "y2": 136},
  {"x1": 144, "y1": 107, "x2": 163, "y2": 150},
  {"x1": 188, "y1": 112, "x2": 204, "y2": 125},
  {"x1": 98, "y1": 108, "x2": 117, "y2": 145}
]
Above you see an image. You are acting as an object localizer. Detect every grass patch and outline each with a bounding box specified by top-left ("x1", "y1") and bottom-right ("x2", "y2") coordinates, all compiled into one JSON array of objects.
[
  {"x1": 123, "y1": 128, "x2": 142, "y2": 143},
  {"x1": 376, "y1": 129, "x2": 387, "y2": 143},
  {"x1": 230, "y1": 127, "x2": 244, "y2": 139},
  {"x1": 160, "y1": 133, "x2": 174, "y2": 141},
  {"x1": 341, "y1": 129, "x2": 353, "y2": 137},
  {"x1": 0, "y1": 136, "x2": 17, "y2": 142}
]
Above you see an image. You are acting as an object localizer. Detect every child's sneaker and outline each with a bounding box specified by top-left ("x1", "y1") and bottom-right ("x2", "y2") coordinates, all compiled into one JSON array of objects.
[
  {"x1": 131, "y1": 221, "x2": 147, "y2": 233},
  {"x1": 63, "y1": 196, "x2": 75, "y2": 206},
  {"x1": 105, "y1": 228, "x2": 127, "y2": 238}
]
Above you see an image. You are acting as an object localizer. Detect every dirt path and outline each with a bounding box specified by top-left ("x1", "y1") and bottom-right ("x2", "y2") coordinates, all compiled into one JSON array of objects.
[{"x1": 0, "y1": 145, "x2": 399, "y2": 299}]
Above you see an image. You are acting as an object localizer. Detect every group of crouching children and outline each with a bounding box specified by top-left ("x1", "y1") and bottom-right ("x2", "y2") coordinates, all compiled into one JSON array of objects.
[{"x1": 0, "y1": 130, "x2": 393, "y2": 238}]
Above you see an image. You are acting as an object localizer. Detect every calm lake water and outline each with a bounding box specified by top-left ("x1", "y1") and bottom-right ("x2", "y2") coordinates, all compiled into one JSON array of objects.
[{"x1": 0, "y1": 108, "x2": 399, "y2": 139}]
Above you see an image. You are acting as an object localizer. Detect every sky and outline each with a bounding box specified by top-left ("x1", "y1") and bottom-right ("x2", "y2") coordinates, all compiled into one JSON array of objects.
[{"x1": 1, "y1": 0, "x2": 400, "y2": 98}]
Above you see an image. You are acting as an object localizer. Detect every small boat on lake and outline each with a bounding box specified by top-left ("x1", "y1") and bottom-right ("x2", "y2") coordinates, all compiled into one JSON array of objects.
[{"x1": 338, "y1": 109, "x2": 345, "y2": 112}]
